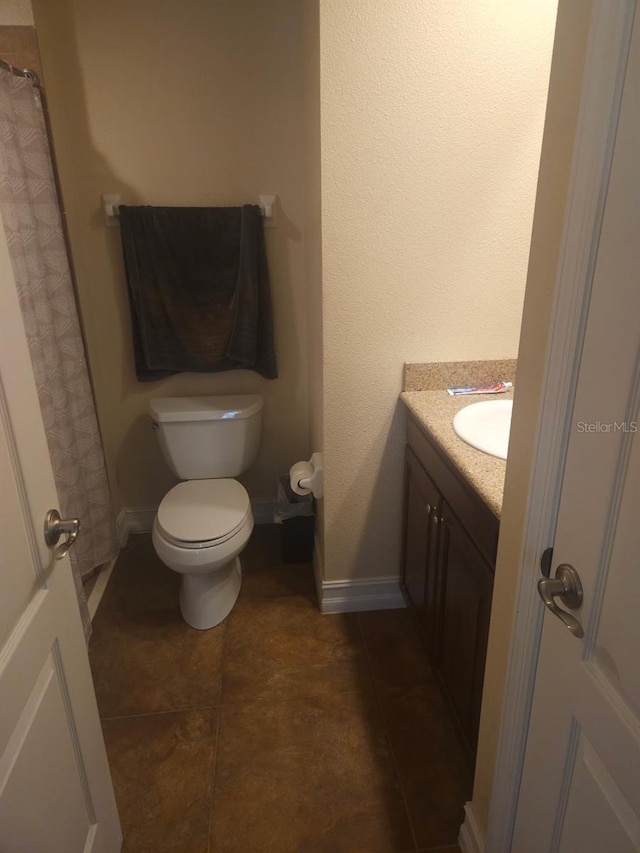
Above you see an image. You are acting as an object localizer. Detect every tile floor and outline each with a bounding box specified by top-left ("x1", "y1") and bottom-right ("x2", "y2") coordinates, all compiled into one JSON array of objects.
[{"x1": 89, "y1": 526, "x2": 470, "y2": 853}]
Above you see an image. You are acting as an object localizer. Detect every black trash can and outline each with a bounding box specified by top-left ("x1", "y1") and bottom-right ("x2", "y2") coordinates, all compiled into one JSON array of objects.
[{"x1": 274, "y1": 475, "x2": 315, "y2": 563}]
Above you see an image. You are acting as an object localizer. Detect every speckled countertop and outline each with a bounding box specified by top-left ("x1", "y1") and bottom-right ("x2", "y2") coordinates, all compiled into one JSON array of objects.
[{"x1": 400, "y1": 388, "x2": 512, "y2": 518}]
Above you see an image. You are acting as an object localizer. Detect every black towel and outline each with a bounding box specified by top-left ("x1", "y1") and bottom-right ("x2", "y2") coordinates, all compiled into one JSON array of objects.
[{"x1": 119, "y1": 204, "x2": 277, "y2": 380}]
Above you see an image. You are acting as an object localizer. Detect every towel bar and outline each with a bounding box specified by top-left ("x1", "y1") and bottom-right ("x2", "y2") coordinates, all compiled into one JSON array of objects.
[{"x1": 102, "y1": 193, "x2": 277, "y2": 228}]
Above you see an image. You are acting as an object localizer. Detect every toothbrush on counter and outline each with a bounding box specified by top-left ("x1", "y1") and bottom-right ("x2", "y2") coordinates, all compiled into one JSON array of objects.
[{"x1": 447, "y1": 381, "x2": 512, "y2": 396}]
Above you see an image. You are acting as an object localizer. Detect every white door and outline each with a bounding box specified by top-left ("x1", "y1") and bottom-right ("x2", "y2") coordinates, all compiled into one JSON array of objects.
[
  {"x1": 0, "y1": 225, "x2": 121, "y2": 846},
  {"x1": 511, "y1": 8, "x2": 640, "y2": 852}
]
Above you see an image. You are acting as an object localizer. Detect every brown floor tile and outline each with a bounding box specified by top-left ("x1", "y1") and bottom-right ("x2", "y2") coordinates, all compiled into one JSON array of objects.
[
  {"x1": 378, "y1": 684, "x2": 472, "y2": 850},
  {"x1": 96, "y1": 536, "x2": 179, "y2": 616},
  {"x1": 211, "y1": 691, "x2": 414, "y2": 853},
  {"x1": 92, "y1": 527, "x2": 469, "y2": 852},
  {"x1": 102, "y1": 709, "x2": 216, "y2": 853},
  {"x1": 89, "y1": 608, "x2": 224, "y2": 717},
  {"x1": 221, "y1": 595, "x2": 372, "y2": 704},
  {"x1": 416, "y1": 847, "x2": 462, "y2": 852},
  {"x1": 239, "y1": 524, "x2": 317, "y2": 601},
  {"x1": 359, "y1": 609, "x2": 435, "y2": 687}
]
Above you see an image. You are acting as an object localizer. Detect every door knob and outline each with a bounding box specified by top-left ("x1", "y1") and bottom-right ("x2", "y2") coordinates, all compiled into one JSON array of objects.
[
  {"x1": 537, "y1": 563, "x2": 584, "y2": 638},
  {"x1": 44, "y1": 509, "x2": 81, "y2": 560}
]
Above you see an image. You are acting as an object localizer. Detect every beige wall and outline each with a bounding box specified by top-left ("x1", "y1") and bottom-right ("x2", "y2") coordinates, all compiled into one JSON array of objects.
[
  {"x1": 471, "y1": 0, "x2": 594, "y2": 836},
  {"x1": 32, "y1": 0, "x2": 310, "y2": 514},
  {"x1": 0, "y1": 1, "x2": 33, "y2": 26},
  {"x1": 318, "y1": 0, "x2": 557, "y2": 583},
  {"x1": 28, "y1": 0, "x2": 559, "y2": 589}
]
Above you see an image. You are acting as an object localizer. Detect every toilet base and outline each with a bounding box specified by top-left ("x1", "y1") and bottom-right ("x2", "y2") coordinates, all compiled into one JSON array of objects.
[{"x1": 179, "y1": 557, "x2": 242, "y2": 630}]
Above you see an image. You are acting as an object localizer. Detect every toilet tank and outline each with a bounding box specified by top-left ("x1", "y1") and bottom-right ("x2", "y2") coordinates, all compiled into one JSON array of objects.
[{"x1": 150, "y1": 395, "x2": 263, "y2": 480}]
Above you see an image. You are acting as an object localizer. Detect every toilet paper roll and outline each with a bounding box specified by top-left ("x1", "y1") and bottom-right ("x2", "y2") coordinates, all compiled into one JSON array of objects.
[{"x1": 290, "y1": 461, "x2": 314, "y2": 496}]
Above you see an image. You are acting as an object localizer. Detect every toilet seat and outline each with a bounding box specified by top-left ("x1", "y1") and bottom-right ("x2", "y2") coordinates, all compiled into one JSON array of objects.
[{"x1": 156, "y1": 479, "x2": 251, "y2": 549}]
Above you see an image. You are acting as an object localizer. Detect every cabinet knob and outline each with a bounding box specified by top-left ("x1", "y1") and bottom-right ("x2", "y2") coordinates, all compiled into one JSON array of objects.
[{"x1": 426, "y1": 504, "x2": 440, "y2": 525}]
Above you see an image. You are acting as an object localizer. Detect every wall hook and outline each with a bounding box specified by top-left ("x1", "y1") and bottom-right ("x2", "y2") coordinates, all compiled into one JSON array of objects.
[
  {"x1": 102, "y1": 193, "x2": 121, "y2": 227},
  {"x1": 258, "y1": 194, "x2": 277, "y2": 227}
]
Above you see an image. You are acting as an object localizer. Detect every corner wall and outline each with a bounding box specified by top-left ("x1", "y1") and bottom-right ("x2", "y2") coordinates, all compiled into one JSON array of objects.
[
  {"x1": 32, "y1": 0, "x2": 310, "y2": 515},
  {"x1": 318, "y1": 0, "x2": 557, "y2": 583},
  {"x1": 0, "y1": 1, "x2": 32, "y2": 25}
]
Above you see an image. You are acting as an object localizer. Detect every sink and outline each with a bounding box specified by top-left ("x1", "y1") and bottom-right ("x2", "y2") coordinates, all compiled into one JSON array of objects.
[{"x1": 452, "y1": 399, "x2": 513, "y2": 460}]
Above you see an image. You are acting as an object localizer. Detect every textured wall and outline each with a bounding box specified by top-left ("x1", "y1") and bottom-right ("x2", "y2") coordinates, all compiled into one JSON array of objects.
[
  {"x1": 0, "y1": 1, "x2": 33, "y2": 26},
  {"x1": 319, "y1": 0, "x2": 557, "y2": 582},
  {"x1": 32, "y1": 0, "x2": 310, "y2": 512},
  {"x1": 471, "y1": 0, "x2": 593, "y2": 836}
]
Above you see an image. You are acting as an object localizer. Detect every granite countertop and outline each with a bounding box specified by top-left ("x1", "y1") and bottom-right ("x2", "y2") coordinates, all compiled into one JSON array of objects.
[{"x1": 400, "y1": 389, "x2": 512, "y2": 518}]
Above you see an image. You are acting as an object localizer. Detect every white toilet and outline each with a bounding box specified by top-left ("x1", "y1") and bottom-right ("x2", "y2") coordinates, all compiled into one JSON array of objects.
[{"x1": 149, "y1": 394, "x2": 263, "y2": 630}]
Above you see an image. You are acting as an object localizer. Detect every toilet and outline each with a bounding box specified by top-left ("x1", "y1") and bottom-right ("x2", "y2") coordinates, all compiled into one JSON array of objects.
[{"x1": 149, "y1": 394, "x2": 263, "y2": 630}]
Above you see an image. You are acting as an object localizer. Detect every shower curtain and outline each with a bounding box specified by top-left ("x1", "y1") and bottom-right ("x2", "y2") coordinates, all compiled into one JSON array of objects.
[{"x1": 0, "y1": 68, "x2": 118, "y2": 639}]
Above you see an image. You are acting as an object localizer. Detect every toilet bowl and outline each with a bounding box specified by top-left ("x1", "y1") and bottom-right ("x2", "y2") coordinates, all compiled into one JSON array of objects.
[
  {"x1": 152, "y1": 478, "x2": 254, "y2": 629},
  {"x1": 149, "y1": 395, "x2": 263, "y2": 629}
]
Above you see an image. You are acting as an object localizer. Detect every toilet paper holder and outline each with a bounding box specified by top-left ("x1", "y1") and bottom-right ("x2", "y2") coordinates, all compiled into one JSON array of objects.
[{"x1": 289, "y1": 452, "x2": 323, "y2": 499}]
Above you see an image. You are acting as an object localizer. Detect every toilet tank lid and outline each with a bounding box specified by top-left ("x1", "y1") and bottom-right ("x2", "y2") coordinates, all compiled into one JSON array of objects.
[{"x1": 150, "y1": 395, "x2": 263, "y2": 423}]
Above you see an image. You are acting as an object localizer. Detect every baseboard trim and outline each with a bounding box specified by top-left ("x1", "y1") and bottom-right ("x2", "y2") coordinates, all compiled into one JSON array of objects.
[
  {"x1": 87, "y1": 556, "x2": 117, "y2": 621},
  {"x1": 312, "y1": 533, "x2": 406, "y2": 614},
  {"x1": 125, "y1": 506, "x2": 157, "y2": 536},
  {"x1": 318, "y1": 576, "x2": 407, "y2": 614},
  {"x1": 459, "y1": 803, "x2": 485, "y2": 853},
  {"x1": 115, "y1": 508, "x2": 129, "y2": 547},
  {"x1": 312, "y1": 530, "x2": 324, "y2": 606}
]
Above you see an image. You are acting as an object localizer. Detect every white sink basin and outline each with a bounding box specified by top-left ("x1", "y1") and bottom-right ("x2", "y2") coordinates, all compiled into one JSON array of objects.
[{"x1": 452, "y1": 399, "x2": 513, "y2": 460}]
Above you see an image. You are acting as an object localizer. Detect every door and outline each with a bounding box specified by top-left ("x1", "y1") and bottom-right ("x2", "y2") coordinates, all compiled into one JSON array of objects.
[
  {"x1": 0, "y1": 223, "x2": 121, "y2": 845},
  {"x1": 512, "y1": 9, "x2": 640, "y2": 851}
]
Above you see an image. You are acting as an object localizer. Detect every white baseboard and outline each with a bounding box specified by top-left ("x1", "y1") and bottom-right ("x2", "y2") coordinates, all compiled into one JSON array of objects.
[
  {"x1": 312, "y1": 531, "x2": 406, "y2": 614},
  {"x1": 459, "y1": 802, "x2": 485, "y2": 853},
  {"x1": 318, "y1": 576, "x2": 407, "y2": 614},
  {"x1": 115, "y1": 508, "x2": 129, "y2": 547},
  {"x1": 312, "y1": 530, "x2": 324, "y2": 605},
  {"x1": 87, "y1": 556, "x2": 117, "y2": 621},
  {"x1": 115, "y1": 505, "x2": 403, "y2": 615},
  {"x1": 124, "y1": 506, "x2": 157, "y2": 537},
  {"x1": 113, "y1": 505, "x2": 156, "y2": 548}
]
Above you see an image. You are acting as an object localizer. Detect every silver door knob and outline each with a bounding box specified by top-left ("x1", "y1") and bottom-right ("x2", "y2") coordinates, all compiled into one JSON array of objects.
[
  {"x1": 44, "y1": 509, "x2": 80, "y2": 560},
  {"x1": 537, "y1": 562, "x2": 584, "y2": 638}
]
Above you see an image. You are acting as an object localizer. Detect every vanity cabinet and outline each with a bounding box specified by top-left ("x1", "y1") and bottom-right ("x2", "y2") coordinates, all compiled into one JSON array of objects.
[
  {"x1": 437, "y1": 506, "x2": 494, "y2": 754},
  {"x1": 402, "y1": 447, "x2": 442, "y2": 662},
  {"x1": 401, "y1": 413, "x2": 499, "y2": 759}
]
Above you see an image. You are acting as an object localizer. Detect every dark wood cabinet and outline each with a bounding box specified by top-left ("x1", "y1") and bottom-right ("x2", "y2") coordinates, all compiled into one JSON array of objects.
[
  {"x1": 402, "y1": 447, "x2": 442, "y2": 662},
  {"x1": 438, "y1": 506, "x2": 494, "y2": 752},
  {"x1": 401, "y1": 412, "x2": 499, "y2": 760}
]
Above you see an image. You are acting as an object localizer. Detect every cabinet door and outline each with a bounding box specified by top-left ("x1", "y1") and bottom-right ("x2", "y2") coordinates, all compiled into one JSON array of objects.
[
  {"x1": 438, "y1": 504, "x2": 494, "y2": 754},
  {"x1": 401, "y1": 447, "x2": 441, "y2": 658}
]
